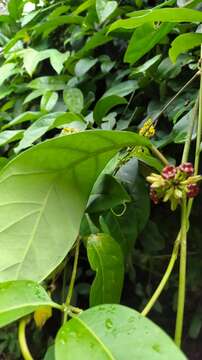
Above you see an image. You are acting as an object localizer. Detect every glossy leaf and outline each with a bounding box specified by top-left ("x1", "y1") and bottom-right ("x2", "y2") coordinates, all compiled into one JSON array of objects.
[
  {"x1": 96, "y1": 0, "x2": 118, "y2": 23},
  {"x1": 55, "y1": 304, "x2": 187, "y2": 359},
  {"x1": 15, "y1": 112, "x2": 83, "y2": 152},
  {"x1": 94, "y1": 95, "x2": 127, "y2": 124},
  {"x1": 75, "y1": 58, "x2": 98, "y2": 77},
  {"x1": 109, "y1": 8, "x2": 202, "y2": 32},
  {"x1": 103, "y1": 80, "x2": 138, "y2": 98},
  {"x1": 169, "y1": 33, "x2": 202, "y2": 63},
  {"x1": 124, "y1": 23, "x2": 173, "y2": 64},
  {"x1": 0, "y1": 131, "x2": 149, "y2": 282},
  {"x1": 131, "y1": 55, "x2": 162, "y2": 75},
  {"x1": 0, "y1": 63, "x2": 17, "y2": 87},
  {"x1": 63, "y1": 88, "x2": 84, "y2": 113},
  {"x1": 87, "y1": 233, "x2": 124, "y2": 306},
  {"x1": 0, "y1": 280, "x2": 58, "y2": 328},
  {"x1": 40, "y1": 92, "x2": 59, "y2": 112},
  {"x1": 22, "y1": 48, "x2": 69, "y2": 76},
  {"x1": 0, "y1": 130, "x2": 23, "y2": 147},
  {"x1": 2, "y1": 112, "x2": 42, "y2": 130}
]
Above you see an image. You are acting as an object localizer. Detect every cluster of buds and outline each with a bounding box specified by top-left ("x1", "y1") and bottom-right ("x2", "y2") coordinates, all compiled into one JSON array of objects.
[
  {"x1": 147, "y1": 163, "x2": 201, "y2": 210},
  {"x1": 139, "y1": 118, "x2": 156, "y2": 138}
]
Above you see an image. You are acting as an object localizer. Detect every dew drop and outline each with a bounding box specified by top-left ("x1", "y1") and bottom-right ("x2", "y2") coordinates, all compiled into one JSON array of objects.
[{"x1": 105, "y1": 318, "x2": 113, "y2": 329}]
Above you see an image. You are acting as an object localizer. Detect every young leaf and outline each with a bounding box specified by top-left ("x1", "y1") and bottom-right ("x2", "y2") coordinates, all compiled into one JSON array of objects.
[
  {"x1": 109, "y1": 8, "x2": 202, "y2": 32},
  {"x1": 87, "y1": 233, "x2": 124, "y2": 306},
  {"x1": 63, "y1": 88, "x2": 84, "y2": 113},
  {"x1": 0, "y1": 280, "x2": 58, "y2": 328},
  {"x1": 169, "y1": 33, "x2": 202, "y2": 63},
  {"x1": 96, "y1": 0, "x2": 118, "y2": 23},
  {"x1": 55, "y1": 304, "x2": 187, "y2": 359},
  {"x1": 0, "y1": 131, "x2": 149, "y2": 282}
]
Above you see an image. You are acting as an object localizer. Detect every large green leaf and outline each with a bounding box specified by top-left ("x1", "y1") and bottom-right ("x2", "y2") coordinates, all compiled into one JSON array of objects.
[
  {"x1": 63, "y1": 88, "x2": 84, "y2": 113},
  {"x1": 109, "y1": 8, "x2": 202, "y2": 32},
  {"x1": 2, "y1": 112, "x2": 42, "y2": 130},
  {"x1": 87, "y1": 233, "x2": 124, "y2": 306},
  {"x1": 55, "y1": 304, "x2": 187, "y2": 359},
  {"x1": 124, "y1": 23, "x2": 173, "y2": 64},
  {"x1": 169, "y1": 33, "x2": 202, "y2": 63},
  {"x1": 0, "y1": 63, "x2": 17, "y2": 87},
  {"x1": 0, "y1": 131, "x2": 149, "y2": 282},
  {"x1": 0, "y1": 280, "x2": 59, "y2": 328}
]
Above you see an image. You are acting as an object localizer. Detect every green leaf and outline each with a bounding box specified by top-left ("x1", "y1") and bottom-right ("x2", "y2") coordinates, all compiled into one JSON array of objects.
[
  {"x1": 28, "y1": 76, "x2": 69, "y2": 91},
  {"x1": 96, "y1": 0, "x2": 118, "y2": 23},
  {"x1": 40, "y1": 92, "x2": 59, "y2": 112},
  {"x1": 171, "y1": 108, "x2": 196, "y2": 143},
  {"x1": 87, "y1": 174, "x2": 130, "y2": 213},
  {"x1": 0, "y1": 130, "x2": 23, "y2": 147},
  {"x1": 7, "y1": 0, "x2": 24, "y2": 20},
  {"x1": 75, "y1": 58, "x2": 98, "y2": 77},
  {"x1": 63, "y1": 88, "x2": 84, "y2": 113},
  {"x1": 103, "y1": 80, "x2": 138, "y2": 98},
  {"x1": 22, "y1": 48, "x2": 69, "y2": 76},
  {"x1": 0, "y1": 280, "x2": 58, "y2": 328},
  {"x1": 15, "y1": 112, "x2": 83, "y2": 152},
  {"x1": 131, "y1": 146, "x2": 163, "y2": 171},
  {"x1": 34, "y1": 15, "x2": 83, "y2": 37},
  {"x1": 109, "y1": 8, "x2": 202, "y2": 32},
  {"x1": 124, "y1": 23, "x2": 173, "y2": 64},
  {"x1": 94, "y1": 95, "x2": 127, "y2": 124},
  {"x1": 102, "y1": 159, "x2": 150, "y2": 257},
  {"x1": 55, "y1": 304, "x2": 187, "y2": 359},
  {"x1": 0, "y1": 131, "x2": 149, "y2": 282},
  {"x1": 2, "y1": 112, "x2": 42, "y2": 130},
  {"x1": 169, "y1": 33, "x2": 202, "y2": 63},
  {"x1": 0, "y1": 63, "x2": 17, "y2": 87},
  {"x1": 44, "y1": 345, "x2": 55, "y2": 360},
  {"x1": 131, "y1": 55, "x2": 162, "y2": 75},
  {"x1": 87, "y1": 233, "x2": 124, "y2": 307}
]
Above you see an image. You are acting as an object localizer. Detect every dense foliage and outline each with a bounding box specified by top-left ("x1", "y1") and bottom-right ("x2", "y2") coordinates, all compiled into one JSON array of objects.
[{"x1": 0, "y1": 0, "x2": 202, "y2": 359}]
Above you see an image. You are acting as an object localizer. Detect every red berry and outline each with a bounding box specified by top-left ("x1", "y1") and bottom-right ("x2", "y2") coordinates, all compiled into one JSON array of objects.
[
  {"x1": 179, "y1": 162, "x2": 194, "y2": 177},
  {"x1": 150, "y1": 188, "x2": 159, "y2": 204},
  {"x1": 162, "y1": 165, "x2": 177, "y2": 180},
  {"x1": 187, "y1": 184, "x2": 200, "y2": 198}
]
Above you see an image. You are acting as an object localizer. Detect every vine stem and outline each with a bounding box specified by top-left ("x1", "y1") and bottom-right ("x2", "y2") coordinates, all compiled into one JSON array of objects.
[
  {"x1": 63, "y1": 237, "x2": 80, "y2": 323},
  {"x1": 18, "y1": 318, "x2": 33, "y2": 360},
  {"x1": 174, "y1": 197, "x2": 187, "y2": 347},
  {"x1": 153, "y1": 71, "x2": 200, "y2": 126},
  {"x1": 141, "y1": 232, "x2": 181, "y2": 317},
  {"x1": 151, "y1": 144, "x2": 169, "y2": 166}
]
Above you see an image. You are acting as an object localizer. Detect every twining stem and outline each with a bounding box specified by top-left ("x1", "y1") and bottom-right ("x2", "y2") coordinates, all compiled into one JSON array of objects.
[
  {"x1": 175, "y1": 197, "x2": 187, "y2": 347},
  {"x1": 63, "y1": 237, "x2": 80, "y2": 323},
  {"x1": 141, "y1": 232, "x2": 181, "y2": 317},
  {"x1": 153, "y1": 71, "x2": 200, "y2": 126},
  {"x1": 18, "y1": 318, "x2": 33, "y2": 360}
]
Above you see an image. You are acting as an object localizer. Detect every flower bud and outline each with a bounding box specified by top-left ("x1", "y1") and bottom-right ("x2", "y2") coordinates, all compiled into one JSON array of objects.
[
  {"x1": 162, "y1": 165, "x2": 177, "y2": 180},
  {"x1": 187, "y1": 183, "x2": 200, "y2": 198},
  {"x1": 179, "y1": 162, "x2": 194, "y2": 177},
  {"x1": 149, "y1": 188, "x2": 159, "y2": 204}
]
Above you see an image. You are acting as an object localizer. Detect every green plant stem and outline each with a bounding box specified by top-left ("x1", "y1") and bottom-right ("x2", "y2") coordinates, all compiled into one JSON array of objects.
[
  {"x1": 151, "y1": 144, "x2": 169, "y2": 166},
  {"x1": 153, "y1": 71, "x2": 200, "y2": 126},
  {"x1": 63, "y1": 237, "x2": 80, "y2": 323},
  {"x1": 18, "y1": 318, "x2": 33, "y2": 360},
  {"x1": 141, "y1": 232, "x2": 181, "y2": 317},
  {"x1": 174, "y1": 197, "x2": 187, "y2": 347}
]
